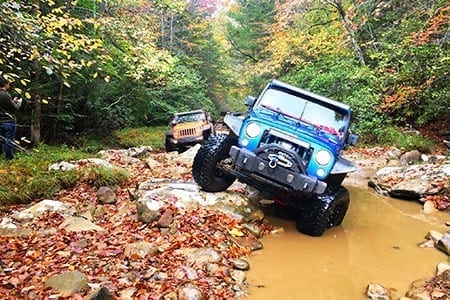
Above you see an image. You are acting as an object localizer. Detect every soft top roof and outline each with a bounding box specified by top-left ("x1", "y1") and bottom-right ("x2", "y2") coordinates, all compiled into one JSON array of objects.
[
  {"x1": 174, "y1": 109, "x2": 206, "y2": 116},
  {"x1": 268, "y1": 79, "x2": 351, "y2": 113}
]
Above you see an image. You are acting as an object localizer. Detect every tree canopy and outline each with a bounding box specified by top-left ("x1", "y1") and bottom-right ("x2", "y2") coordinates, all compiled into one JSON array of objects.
[{"x1": 0, "y1": 0, "x2": 448, "y2": 145}]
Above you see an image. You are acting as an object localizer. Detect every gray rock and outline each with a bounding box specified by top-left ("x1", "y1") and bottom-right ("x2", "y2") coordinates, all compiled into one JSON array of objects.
[
  {"x1": 124, "y1": 241, "x2": 158, "y2": 258},
  {"x1": 437, "y1": 233, "x2": 450, "y2": 256},
  {"x1": 400, "y1": 150, "x2": 422, "y2": 165},
  {"x1": 59, "y1": 216, "x2": 105, "y2": 232},
  {"x1": 175, "y1": 247, "x2": 221, "y2": 265},
  {"x1": 178, "y1": 286, "x2": 203, "y2": 300},
  {"x1": 231, "y1": 258, "x2": 250, "y2": 271},
  {"x1": 12, "y1": 199, "x2": 73, "y2": 221},
  {"x1": 97, "y1": 186, "x2": 117, "y2": 204},
  {"x1": 242, "y1": 223, "x2": 262, "y2": 238},
  {"x1": 366, "y1": 283, "x2": 391, "y2": 300},
  {"x1": 48, "y1": 161, "x2": 78, "y2": 171},
  {"x1": 87, "y1": 286, "x2": 113, "y2": 300},
  {"x1": 45, "y1": 271, "x2": 88, "y2": 297},
  {"x1": 136, "y1": 197, "x2": 162, "y2": 223}
]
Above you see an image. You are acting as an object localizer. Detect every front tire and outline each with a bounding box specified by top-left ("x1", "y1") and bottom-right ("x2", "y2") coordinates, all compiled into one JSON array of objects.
[
  {"x1": 296, "y1": 186, "x2": 350, "y2": 236},
  {"x1": 192, "y1": 134, "x2": 236, "y2": 192},
  {"x1": 165, "y1": 136, "x2": 176, "y2": 152}
]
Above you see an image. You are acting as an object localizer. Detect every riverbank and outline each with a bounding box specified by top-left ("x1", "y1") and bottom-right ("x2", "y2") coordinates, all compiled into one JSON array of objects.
[{"x1": 0, "y1": 144, "x2": 448, "y2": 299}]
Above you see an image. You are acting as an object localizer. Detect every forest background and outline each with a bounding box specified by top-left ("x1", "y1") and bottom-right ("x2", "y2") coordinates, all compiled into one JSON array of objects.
[{"x1": 0, "y1": 0, "x2": 449, "y2": 149}]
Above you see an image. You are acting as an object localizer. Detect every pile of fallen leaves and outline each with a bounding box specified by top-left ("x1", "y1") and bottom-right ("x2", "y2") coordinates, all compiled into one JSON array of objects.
[{"x1": 0, "y1": 149, "x2": 268, "y2": 299}]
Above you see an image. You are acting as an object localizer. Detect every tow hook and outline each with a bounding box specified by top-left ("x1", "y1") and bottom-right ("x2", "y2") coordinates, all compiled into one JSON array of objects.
[{"x1": 269, "y1": 155, "x2": 278, "y2": 168}]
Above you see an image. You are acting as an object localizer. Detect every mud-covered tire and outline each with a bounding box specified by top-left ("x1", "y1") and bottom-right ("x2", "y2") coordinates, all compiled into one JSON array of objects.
[
  {"x1": 192, "y1": 134, "x2": 236, "y2": 192},
  {"x1": 296, "y1": 186, "x2": 350, "y2": 237}
]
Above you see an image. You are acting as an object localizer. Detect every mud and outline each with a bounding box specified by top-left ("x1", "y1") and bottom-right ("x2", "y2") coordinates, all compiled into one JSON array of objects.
[{"x1": 246, "y1": 183, "x2": 449, "y2": 299}]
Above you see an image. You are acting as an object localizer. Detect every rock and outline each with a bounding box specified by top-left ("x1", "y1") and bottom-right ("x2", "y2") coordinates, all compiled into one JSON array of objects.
[
  {"x1": 242, "y1": 223, "x2": 263, "y2": 238},
  {"x1": 231, "y1": 270, "x2": 246, "y2": 285},
  {"x1": 45, "y1": 271, "x2": 88, "y2": 296},
  {"x1": 419, "y1": 230, "x2": 444, "y2": 248},
  {"x1": 12, "y1": 199, "x2": 73, "y2": 221},
  {"x1": 136, "y1": 197, "x2": 162, "y2": 223},
  {"x1": 119, "y1": 287, "x2": 137, "y2": 299},
  {"x1": 355, "y1": 166, "x2": 377, "y2": 179},
  {"x1": 436, "y1": 262, "x2": 450, "y2": 275},
  {"x1": 157, "y1": 209, "x2": 174, "y2": 228},
  {"x1": 127, "y1": 146, "x2": 152, "y2": 158},
  {"x1": 366, "y1": 283, "x2": 391, "y2": 300},
  {"x1": 78, "y1": 158, "x2": 115, "y2": 169},
  {"x1": 124, "y1": 241, "x2": 158, "y2": 259},
  {"x1": 400, "y1": 150, "x2": 422, "y2": 166},
  {"x1": 87, "y1": 286, "x2": 114, "y2": 300},
  {"x1": 437, "y1": 232, "x2": 450, "y2": 256},
  {"x1": 96, "y1": 186, "x2": 117, "y2": 204},
  {"x1": 423, "y1": 201, "x2": 438, "y2": 214},
  {"x1": 270, "y1": 226, "x2": 285, "y2": 236},
  {"x1": 175, "y1": 247, "x2": 221, "y2": 265},
  {"x1": 178, "y1": 286, "x2": 203, "y2": 300},
  {"x1": 230, "y1": 258, "x2": 250, "y2": 271},
  {"x1": 59, "y1": 216, "x2": 105, "y2": 232},
  {"x1": 231, "y1": 236, "x2": 263, "y2": 251},
  {"x1": 48, "y1": 161, "x2": 78, "y2": 171},
  {"x1": 405, "y1": 278, "x2": 431, "y2": 300}
]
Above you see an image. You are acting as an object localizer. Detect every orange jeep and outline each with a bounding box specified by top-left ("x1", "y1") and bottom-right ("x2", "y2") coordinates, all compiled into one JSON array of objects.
[{"x1": 165, "y1": 109, "x2": 214, "y2": 152}]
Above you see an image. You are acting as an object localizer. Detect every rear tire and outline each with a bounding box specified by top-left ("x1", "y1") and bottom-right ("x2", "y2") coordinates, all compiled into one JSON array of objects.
[
  {"x1": 192, "y1": 134, "x2": 236, "y2": 192},
  {"x1": 296, "y1": 186, "x2": 350, "y2": 236}
]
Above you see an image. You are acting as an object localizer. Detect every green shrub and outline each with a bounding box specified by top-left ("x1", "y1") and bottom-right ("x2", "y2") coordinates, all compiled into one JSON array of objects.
[
  {"x1": 79, "y1": 166, "x2": 129, "y2": 188},
  {"x1": 114, "y1": 126, "x2": 167, "y2": 150},
  {"x1": 0, "y1": 143, "x2": 129, "y2": 208},
  {"x1": 378, "y1": 126, "x2": 435, "y2": 152}
]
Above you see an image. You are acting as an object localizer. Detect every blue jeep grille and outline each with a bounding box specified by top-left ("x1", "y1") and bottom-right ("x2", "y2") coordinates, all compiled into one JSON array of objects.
[{"x1": 259, "y1": 129, "x2": 313, "y2": 166}]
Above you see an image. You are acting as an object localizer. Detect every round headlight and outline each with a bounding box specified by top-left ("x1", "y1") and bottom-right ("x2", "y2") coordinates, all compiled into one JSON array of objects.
[
  {"x1": 315, "y1": 150, "x2": 332, "y2": 166},
  {"x1": 245, "y1": 122, "x2": 261, "y2": 138}
]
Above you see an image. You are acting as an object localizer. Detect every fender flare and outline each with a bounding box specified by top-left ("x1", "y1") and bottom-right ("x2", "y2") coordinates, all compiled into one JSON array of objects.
[{"x1": 223, "y1": 113, "x2": 244, "y2": 136}]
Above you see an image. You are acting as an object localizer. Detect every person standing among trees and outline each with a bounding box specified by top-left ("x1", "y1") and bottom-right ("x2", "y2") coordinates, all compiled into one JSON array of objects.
[{"x1": 0, "y1": 77, "x2": 22, "y2": 160}]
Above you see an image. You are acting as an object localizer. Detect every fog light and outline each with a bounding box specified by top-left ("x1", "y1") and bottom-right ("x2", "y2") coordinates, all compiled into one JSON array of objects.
[
  {"x1": 286, "y1": 174, "x2": 294, "y2": 183},
  {"x1": 242, "y1": 139, "x2": 249, "y2": 146},
  {"x1": 257, "y1": 162, "x2": 265, "y2": 171},
  {"x1": 317, "y1": 169, "x2": 325, "y2": 177}
]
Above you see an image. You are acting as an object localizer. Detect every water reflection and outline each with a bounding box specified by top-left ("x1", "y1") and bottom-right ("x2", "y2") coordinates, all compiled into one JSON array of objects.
[{"x1": 246, "y1": 185, "x2": 449, "y2": 299}]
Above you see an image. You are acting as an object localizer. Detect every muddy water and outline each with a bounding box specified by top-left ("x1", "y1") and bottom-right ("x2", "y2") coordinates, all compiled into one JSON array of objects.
[{"x1": 246, "y1": 183, "x2": 449, "y2": 300}]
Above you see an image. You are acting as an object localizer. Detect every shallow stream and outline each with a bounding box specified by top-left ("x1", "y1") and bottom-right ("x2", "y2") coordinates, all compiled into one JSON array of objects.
[{"x1": 246, "y1": 182, "x2": 449, "y2": 299}]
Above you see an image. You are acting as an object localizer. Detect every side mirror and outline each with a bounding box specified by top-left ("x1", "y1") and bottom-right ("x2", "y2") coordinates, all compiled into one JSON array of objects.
[
  {"x1": 245, "y1": 96, "x2": 256, "y2": 107},
  {"x1": 346, "y1": 133, "x2": 359, "y2": 146}
]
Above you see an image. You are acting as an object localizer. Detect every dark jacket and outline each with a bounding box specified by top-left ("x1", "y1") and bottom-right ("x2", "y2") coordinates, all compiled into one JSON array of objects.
[{"x1": 0, "y1": 89, "x2": 21, "y2": 123}]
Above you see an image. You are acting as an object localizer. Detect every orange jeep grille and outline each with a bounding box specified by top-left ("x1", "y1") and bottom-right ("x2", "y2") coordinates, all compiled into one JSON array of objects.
[
  {"x1": 173, "y1": 126, "x2": 201, "y2": 139},
  {"x1": 179, "y1": 128, "x2": 197, "y2": 137}
]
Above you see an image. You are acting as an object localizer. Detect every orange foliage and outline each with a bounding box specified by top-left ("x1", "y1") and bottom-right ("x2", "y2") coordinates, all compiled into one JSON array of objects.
[
  {"x1": 412, "y1": 4, "x2": 450, "y2": 45},
  {"x1": 381, "y1": 77, "x2": 437, "y2": 112}
]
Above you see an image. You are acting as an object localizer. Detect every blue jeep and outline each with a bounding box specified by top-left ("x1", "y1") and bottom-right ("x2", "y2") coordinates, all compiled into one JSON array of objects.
[{"x1": 192, "y1": 79, "x2": 358, "y2": 236}]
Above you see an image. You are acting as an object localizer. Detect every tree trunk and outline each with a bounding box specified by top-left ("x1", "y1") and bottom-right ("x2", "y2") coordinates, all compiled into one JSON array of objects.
[
  {"x1": 325, "y1": 0, "x2": 366, "y2": 66},
  {"x1": 30, "y1": 94, "x2": 41, "y2": 146}
]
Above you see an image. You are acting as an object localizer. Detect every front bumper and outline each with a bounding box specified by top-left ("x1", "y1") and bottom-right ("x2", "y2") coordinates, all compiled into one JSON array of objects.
[
  {"x1": 229, "y1": 146, "x2": 327, "y2": 194},
  {"x1": 169, "y1": 135, "x2": 204, "y2": 145}
]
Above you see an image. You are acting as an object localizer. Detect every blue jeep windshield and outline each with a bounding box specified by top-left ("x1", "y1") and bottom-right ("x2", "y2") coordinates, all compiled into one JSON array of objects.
[{"x1": 256, "y1": 88, "x2": 347, "y2": 139}]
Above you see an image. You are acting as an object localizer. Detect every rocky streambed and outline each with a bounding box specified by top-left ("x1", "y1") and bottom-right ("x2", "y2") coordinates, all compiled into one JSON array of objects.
[{"x1": 0, "y1": 144, "x2": 449, "y2": 299}]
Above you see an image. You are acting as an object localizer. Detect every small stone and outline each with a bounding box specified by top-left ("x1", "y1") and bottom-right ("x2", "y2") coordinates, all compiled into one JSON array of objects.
[
  {"x1": 231, "y1": 258, "x2": 250, "y2": 271},
  {"x1": 270, "y1": 226, "x2": 285, "y2": 236},
  {"x1": 366, "y1": 283, "x2": 390, "y2": 300}
]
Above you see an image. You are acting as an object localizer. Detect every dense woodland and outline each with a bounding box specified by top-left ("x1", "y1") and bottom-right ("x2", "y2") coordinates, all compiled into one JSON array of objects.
[{"x1": 1, "y1": 0, "x2": 449, "y2": 147}]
